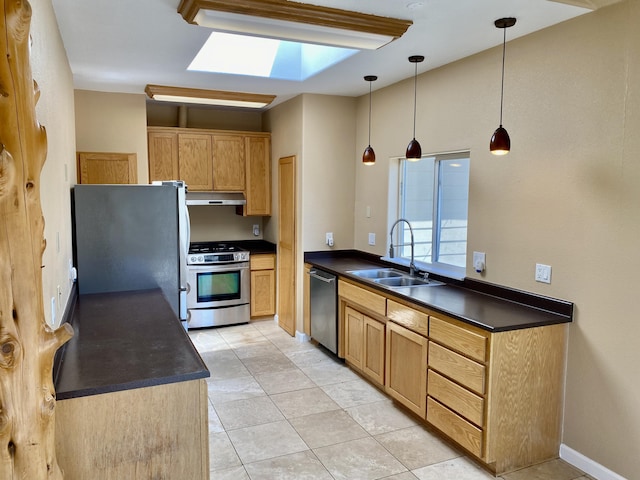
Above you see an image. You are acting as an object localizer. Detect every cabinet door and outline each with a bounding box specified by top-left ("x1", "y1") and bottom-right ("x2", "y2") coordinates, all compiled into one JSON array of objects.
[
  {"x1": 178, "y1": 134, "x2": 213, "y2": 191},
  {"x1": 212, "y1": 135, "x2": 245, "y2": 191},
  {"x1": 250, "y1": 269, "x2": 276, "y2": 317},
  {"x1": 245, "y1": 136, "x2": 271, "y2": 216},
  {"x1": 385, "y1": 321, "x2": 428, "y2": 418},
  {"x1": 344, "y1": 306, "x2": 364, "y2": 370},
  {"x1": 148, "y1": 131, "x2": 179, "y2": 183},
  {"x1": 363, "y1": 317, "x2": 385, "y2": 385},
  {"x1": 78, "y1": 152, "x2": 137, "y2": 184},
  {"x1": 250, "y1": 255, "x2": 276, "y2": 317}
]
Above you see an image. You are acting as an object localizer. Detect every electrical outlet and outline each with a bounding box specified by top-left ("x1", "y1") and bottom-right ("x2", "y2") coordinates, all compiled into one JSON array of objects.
[
  {"x1": 473, "y1": 251, "x2": 486, "y2": 273},
  {"x1": 368, "y1": 233, "x2": 376, "y2": 245},
  {"x1": 252, "y1": 224, "x2": 260, "y2": 236},
  {"x1": 326, "y1": 232, "x2": 334, "y2": 247},
  {"x1": 535, "y1": 263, "x2": 552, "y2": 283}
]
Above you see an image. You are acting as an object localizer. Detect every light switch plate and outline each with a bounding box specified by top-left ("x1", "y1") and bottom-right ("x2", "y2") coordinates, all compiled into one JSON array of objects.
[
  {"x1": 535, "y1": 263, "x2": 552, "y2": 283},
  {"x1": 368, "y1": 233, "x2": 376, "y2": 245}
]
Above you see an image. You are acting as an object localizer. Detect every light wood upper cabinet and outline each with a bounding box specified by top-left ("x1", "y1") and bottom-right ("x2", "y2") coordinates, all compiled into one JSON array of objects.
[
  {"x1": 147, "y1": 127, "x2": 272, "y2": 214},
  {"x1": 78, "y1": 152, "x2": 137, "y2": 184},
  {"x1": 212, "y1": 135, "x2": 245, "y2": 191},
  {"x1": 178, "y1": 133, "x2": 213, "y2": 191},
  {"x1": 148, "y1": 131, "x2": 179, "y2": 182},
  {"x1": 244, "y1": 136, "x2": 271, "y2": 216}
]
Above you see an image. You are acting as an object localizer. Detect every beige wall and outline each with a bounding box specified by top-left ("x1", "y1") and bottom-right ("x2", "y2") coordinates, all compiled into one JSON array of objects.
[
  {"x1": 74, "y1": 90, "x2": 149, "y2": 183},
  {"x1": 352, "y1": 2, "x2": 639, "y2": 477},
  {"x1": 264, "y1": 94, "x2": 356, "y2": 334},
  {"x1": 263, "y1": 96, "x2": 303, "y2": 330},
  {"x1": 31, "y1": 0, "x2": 76, "y2": 327},
  {"x1": 301, "y1": 95, "x2": 357, "y2": 252},
  {"x1": 188, "y1": 206, "x2": 262, "y2": 242}
]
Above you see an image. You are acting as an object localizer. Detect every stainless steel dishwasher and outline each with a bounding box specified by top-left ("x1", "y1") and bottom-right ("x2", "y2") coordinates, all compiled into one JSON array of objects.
[{"x1": 308, "y1": 268, "x2": 338, "y2": 354}]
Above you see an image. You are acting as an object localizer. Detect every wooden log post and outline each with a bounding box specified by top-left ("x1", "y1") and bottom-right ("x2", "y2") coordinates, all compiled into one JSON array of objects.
[{"x1": 0, "y1": 0, "x2": 74, "y2": 478}]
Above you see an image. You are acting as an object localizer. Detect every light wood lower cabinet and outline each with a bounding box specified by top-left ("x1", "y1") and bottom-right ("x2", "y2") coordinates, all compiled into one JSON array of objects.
[
  {"x1": 385, "y1": 319, "x2": 428, "y2": 418},
  {"x1": 344, "y1": 306, "x2": 385, "y2": 386},
  {"x1": 250, "y1": 254, "x2": 276, "y2": 317},
  {"x1": 332, "y1": 277, "x2": 568, "y2": 475},
  {"x1": 56, "y1": 379, "x2": 209, "y2": 479}
]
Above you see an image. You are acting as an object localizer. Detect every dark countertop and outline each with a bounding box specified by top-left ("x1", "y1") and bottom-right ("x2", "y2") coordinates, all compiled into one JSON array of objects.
[
  {"x1": 305, "y1": 250, "x2": 573, "y2": 333},
  {"x1": 228, "y1": 239, "x2": 276, "y2": 254},
  {"x1": 54, "y1": 289, "x2": 209, "y2": 400}
]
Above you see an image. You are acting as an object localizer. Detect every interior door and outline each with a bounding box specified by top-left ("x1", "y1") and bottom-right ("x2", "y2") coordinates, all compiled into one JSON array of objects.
[{"x1": 277, "y1": 156, "x2": 296, "y2": 336}]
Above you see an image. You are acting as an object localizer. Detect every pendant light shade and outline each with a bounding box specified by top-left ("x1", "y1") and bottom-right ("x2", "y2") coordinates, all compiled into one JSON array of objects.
[
  {"x1": 490, "y1": 17, "x2": 516, "y2": 156},
  {"x1": 406, "y1": 55, "x2": 424, "y2": 160},
  {"x1": 363, "y1": 75, "x2": 377, "y2": 165}
]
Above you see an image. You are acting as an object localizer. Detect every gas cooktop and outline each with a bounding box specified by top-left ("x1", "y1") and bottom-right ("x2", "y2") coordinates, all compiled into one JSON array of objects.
[{"x1": 187, "y1": 242, "x2": 249, "y2": 265}]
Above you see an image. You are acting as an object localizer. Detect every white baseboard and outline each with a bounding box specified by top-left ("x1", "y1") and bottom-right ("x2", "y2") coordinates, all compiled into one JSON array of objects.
[
  {"x1": 560, "y1": 444, "x2": 627, "y2": 480},
  {"x1": 295, "y1": 331, "x2": 311, "y2": 343}
]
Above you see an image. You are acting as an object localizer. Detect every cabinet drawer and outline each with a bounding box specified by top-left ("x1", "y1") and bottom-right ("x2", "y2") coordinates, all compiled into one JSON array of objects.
[
  {"x1": 429, "y1": 316, "x2": 487, "y2": 363},
  {"x1": 427, "y1": 397, "x2": 483, "y2": 458},
  {"x1": 339, "y1": 280, "x2": 386, "y2": 316},
  {"x1": 428, "y1": 342, "x2": 485, "y2": 395},
  {"x1": 387, "y1": 300, "x2": 429, "y2": 337},
  {"x1": 250, "y1": 254, "x2": 275, "y2": 270},
  {"x1": 428, "y1": 370, "x2": 484, "y2": 427}
]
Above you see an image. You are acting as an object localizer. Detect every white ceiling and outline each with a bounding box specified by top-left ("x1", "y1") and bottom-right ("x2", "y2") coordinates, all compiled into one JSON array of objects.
[{"x1": 51, "y1": 0, "x2": 594, "y2": 109}]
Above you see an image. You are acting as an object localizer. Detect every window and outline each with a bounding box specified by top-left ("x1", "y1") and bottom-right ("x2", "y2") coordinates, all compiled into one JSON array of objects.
[{"x1": 393, "y1": 151, "x2": 470, "y2": 277}]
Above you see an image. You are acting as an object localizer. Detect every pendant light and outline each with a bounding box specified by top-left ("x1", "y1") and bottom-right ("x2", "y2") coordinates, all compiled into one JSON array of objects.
[
  {"x1": 362, "y1": 75, "x2": 377, "y2": 165},
  {"x1": 406, "y1": 55, "x2": 424, "y2": 160},
  {"x1": 490, "y1": 17, "x2": 516, "y2": 155}
]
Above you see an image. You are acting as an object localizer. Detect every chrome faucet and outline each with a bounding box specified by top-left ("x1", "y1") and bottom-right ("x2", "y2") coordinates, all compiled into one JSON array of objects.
[{"x1": 389, "y1": 218, "x2": 416, "y2": 277}]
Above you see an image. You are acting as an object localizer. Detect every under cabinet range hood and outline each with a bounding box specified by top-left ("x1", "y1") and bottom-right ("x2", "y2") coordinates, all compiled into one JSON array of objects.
[{"x1": 186, "y1": 191, "x2": 246, "y2": 206}]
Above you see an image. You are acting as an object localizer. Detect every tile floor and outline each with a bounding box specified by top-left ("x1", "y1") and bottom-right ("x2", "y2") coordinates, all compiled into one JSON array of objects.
[{"x1": 189, "y1": 320, "x2": 591, "y2": 480}]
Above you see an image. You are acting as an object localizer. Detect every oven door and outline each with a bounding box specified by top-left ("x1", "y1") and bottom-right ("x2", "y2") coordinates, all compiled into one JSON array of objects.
[{"x1": 186, "y1": 262, "x2": 249, "y2": 309}]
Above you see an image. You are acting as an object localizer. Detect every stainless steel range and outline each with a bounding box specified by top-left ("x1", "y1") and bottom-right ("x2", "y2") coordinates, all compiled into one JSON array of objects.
[{"x1": 186, "y1": 242, "x2": 250, "y2": 328}]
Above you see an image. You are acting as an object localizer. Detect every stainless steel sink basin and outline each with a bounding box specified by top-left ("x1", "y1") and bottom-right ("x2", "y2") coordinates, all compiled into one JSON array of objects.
[
  {"x1": 375, "y1": 276, "x2": 431, "y2": 287},
  {"x1": 346, "y1": 268, "x2": 405, "y2": 279},
  {"x1": 346, "y1": 268, "x2": 444, "y2": 289}
]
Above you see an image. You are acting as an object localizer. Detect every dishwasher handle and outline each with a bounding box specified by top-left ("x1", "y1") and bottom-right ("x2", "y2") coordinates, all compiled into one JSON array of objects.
[{"x1": 308, "y1": 269, "x2": 336, "y2": 283}]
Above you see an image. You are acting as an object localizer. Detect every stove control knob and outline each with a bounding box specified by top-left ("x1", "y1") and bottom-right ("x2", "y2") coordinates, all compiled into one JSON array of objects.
[{"x1": 198, "y1": 255, "x2": 204, "y2": 262}]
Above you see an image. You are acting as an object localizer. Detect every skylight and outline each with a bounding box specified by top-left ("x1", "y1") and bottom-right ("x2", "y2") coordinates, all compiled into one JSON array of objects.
[{"x1": 188, "y1": 32, "x2": 358, "y2": 81}]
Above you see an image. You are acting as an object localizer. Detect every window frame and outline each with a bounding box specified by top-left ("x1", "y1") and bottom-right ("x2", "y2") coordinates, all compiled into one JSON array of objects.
[{"x1": 390, "y1": 150, "x2": 470, "y2": 280}]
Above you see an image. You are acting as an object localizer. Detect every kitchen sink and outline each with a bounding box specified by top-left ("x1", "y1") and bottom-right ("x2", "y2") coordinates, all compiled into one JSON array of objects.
[
  {"x1": 346, "y1": 268, "x2": 405, "y2": 279},
  {"x1": 375, "y1": 276, "x2": 432, "y2": 287},
  {"x1": 346, "y1": 268, "x2": 444, "y2": 289}
]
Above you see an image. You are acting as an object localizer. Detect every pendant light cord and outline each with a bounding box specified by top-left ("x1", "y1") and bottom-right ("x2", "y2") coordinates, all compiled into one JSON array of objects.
[
  {"x1": 368, "y1": 80, "x2": 372, "y2": 146},
  {"x1": 499, "y1": 27, "x2": 506, "y2": 127},
  {"x1": 412, "y1": 61, "x2": 418, "y2": 139}
]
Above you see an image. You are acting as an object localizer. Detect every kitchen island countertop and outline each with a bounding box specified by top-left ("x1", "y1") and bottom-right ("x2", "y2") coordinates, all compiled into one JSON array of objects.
[
  {"x1": 54, "y1": 289, "x2": 209, "y2": 400},
  {"x1": 305, "y1": 250, "x2": 573, "y2": 332}
]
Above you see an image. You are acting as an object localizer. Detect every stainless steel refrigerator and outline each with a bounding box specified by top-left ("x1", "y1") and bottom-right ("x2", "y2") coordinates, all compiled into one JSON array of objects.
[{"x1": 72, "y1": 182, "x2": 189, "y2": 322}]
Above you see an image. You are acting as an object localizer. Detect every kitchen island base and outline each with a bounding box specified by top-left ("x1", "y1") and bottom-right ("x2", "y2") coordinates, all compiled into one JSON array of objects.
[{"x1": 56, "y1": 378, "x2": 209, "y2": 479}]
